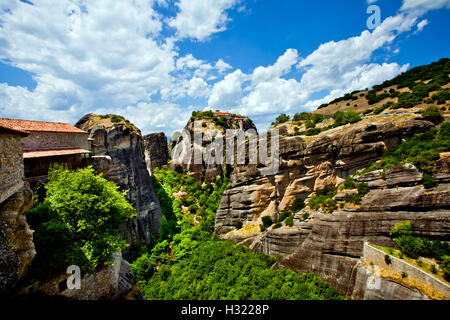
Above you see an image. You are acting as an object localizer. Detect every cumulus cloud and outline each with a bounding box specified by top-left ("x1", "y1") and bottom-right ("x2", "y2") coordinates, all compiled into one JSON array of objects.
[
  {"x1": 0, "y1": 0, "x2": 238, "y2": 135},
  {"x1": 0, "y1": 0, "x2": 182, "y2": 132},
  {"x1": 251, "y1": 49, "x2": 298, "y2": 83},
  {"x1": 187, "y1": 77, "x2": 210, "y2": 98},
  {"x1": 169, "y1": 0, "x2": 240, "y2": 41},
  {"x1": 208, "y1": 69, "x2": 248, "y2": 108},
  {"x1": 209, "y1": 13, "x2": 417, "y2": 118},
  {"x1": 0, "y1": 0, "x2": 448, "y2": 136}
]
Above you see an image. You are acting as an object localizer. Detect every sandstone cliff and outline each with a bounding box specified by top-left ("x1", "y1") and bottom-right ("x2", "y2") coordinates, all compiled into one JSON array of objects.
[{"x1": 75, "y1": 114, "x2": 163, "y2": 251}]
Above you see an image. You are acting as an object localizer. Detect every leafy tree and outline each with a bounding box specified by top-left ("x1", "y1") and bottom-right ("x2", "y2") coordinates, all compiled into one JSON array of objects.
[
  {"x1": 285, "y1": 216, "x2": 294, "y2": 227},
  {"x1": 432, "y1": 88, "x2": 450, "y2": 105},
  {"x1": 356, "y1": 182, "x2": 370, "y2": 196},
  {"x1": 279, "y1": 210, "x2": 291, "y2": 222},
  {"x1": 293, "y1": 112, "x2": 311, "y2": 121},
  {"x1": 305, "y1": 120, "x2": 315, "y2": 129},
  {"x1": 214, "y1": 115, "x2": 228, "y2": 128},
  {"x1": 274, "y1": 113, "x2": 290, "y2": 126},
  {"x1": 422, "y1": 106, "x2": 443, "y2": 124},
  {"x1": 28, "y1": 165, "x2": 135, "y2": 274},
  {"x1": 389, "y1": 221, "x2": 450, "y2": 261},
  {"x1": 308, "y1": 186, "x2": 338, "y2": 213},
  {"x1": 262, "y1": 216, "x2": 273, "y2": 228},
  {"x1": 292, "y1": 198, "x2": 305, "y2": 212},
  {"x1": 343, "y1": 176, "x2": 356, "y2": 189},
  {"x1": 442, "y1": 256, "x2": 450, "y2": 282},
  {"x1": 333, "y1": 110, "x2": 361, "y2": 127},
  {"x1": 312, "y1": 113, "x2": 325, "y2": 124},
  {"x1": 389, "y1": 221, "x2": 412, "y2": 238}
]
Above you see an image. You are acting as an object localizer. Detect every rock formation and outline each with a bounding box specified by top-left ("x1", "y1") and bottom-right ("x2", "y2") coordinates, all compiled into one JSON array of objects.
[
  {"x1": 75, "y1": 114, "x2": 163, "y2": 250},
  {"x1": 169, "y1": 114, "x2": 257, "y2": 182},
  {"x1": 143, "y1": 132, "x2": 169, "y2": 175},
  {"x1": 0, "y1": 185, "x2": 35, "y2": 295},
  {"x1": 213, "y1": 114, "x2": 450, "y2": 299},
  {"x1": 215, "y1": 115, "x2": 434, "y2": 235}
]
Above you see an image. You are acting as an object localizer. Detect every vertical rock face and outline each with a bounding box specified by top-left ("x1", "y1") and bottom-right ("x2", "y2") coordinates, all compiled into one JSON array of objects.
[
  {"x1": 169, "y1": 116, "x2": 257, "y2": 182},
  {"x1": 143, "y1": 132, "x2": 169, "y2": 175},
  {"x1": 75, "y1": 114, "x2": 163, "y2": 249},
  {"x1": 0, "y1": 185, "x2": 35, "y2": 295}
]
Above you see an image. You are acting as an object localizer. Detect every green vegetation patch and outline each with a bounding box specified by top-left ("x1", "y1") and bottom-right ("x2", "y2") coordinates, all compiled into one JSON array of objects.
[
  {"x1": 135, "y1": 240, "x2": 344, "y2": 300},
  {"x1": 374, "y1": 58, "x2": 450, "y2": 91},
  {"x1": 308, "y1": 185, "x2": 338, "y2": 213},
  {"x1": 28, "y1": 165, "x2": 135, "y2": 274},
  {"x1": 388, "y1": 221, "x2": 450, "y2": 282},
  {"x1": 361, "y1": 122, "x2": 450, "y2": 188}
]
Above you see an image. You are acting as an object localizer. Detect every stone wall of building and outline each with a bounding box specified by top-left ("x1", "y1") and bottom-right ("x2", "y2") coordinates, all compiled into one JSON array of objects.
[
  {"x1": 22, "y1": 131, "x2": 89, "y2": 151},
  {"x1": 0, "y1": 133, "x2": 25, "y2": 205}
]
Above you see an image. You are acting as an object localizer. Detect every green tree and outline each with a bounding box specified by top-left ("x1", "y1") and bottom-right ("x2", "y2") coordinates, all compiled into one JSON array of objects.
[
  {"x1": 305, "y1": 120, "x2": 316, "y2": 129},
  {"x1": 293, "y1": 112, "x2": 312, "y2": 121},
  {"x1": 422, "y1": 106, "x2": 444, "y2": 124},
  {"x1": 28, "y1": 165, "x2": 135, "y2": 274},
  {"x1": 333, "y1": 110, "x2": 361, "y2": 126},
  {"x1": 274, "y1": 114, "x2": 290, "y2": 125}
]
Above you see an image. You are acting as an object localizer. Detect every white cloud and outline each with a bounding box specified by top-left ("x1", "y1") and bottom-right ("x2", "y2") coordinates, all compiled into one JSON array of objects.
[
  {"x1": 169, "y1": 0, "x2": 239, "y2": 41},
  {"x1": 208, "y1": 69, "x2": 248, "y2": 108},
  {"x1": 215, "y1": 59, "x2": 232, "y2": 74},
  {"x1": 251, "y1": 49, "x2": 298, "y2": 83},
  {"x1": 0, "y1": 0, "x2": 448, "y2": 137},
  {"x1": 0, "y1": 0, "x2": 178, "y2": 131},
  {"x1": 401, "y1": 0, "x2": 450, "y2": 13},
  {"x1": 187, "y1": 77, "x2": 210, "y2": 98},
  {"x1": 209, "y1": 12, "x2": 420, "y2": 119},
  {"x1": 416, "y1": 19, "x2": 429, "y2": 32}
]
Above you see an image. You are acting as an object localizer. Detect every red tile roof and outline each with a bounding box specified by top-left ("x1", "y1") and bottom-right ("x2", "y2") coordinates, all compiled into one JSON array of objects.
[
  {"x1": 23, "y1": 148, "x2": 90, "y2": 159},
  {"x1": 0, "y1": 118, "x2": 87, "y2": 134},
  {"x1": 0, "y1": 124, "x2": 30, "y2": 136}
]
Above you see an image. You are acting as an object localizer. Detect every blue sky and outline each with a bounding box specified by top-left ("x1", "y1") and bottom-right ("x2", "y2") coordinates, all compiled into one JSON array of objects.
[{"x1": 0, "y1": 0, "x2": 449, "y2": 136}]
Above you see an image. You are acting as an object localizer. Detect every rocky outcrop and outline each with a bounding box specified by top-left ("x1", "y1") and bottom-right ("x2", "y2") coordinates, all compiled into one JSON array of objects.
[
  {"x1": 215, "y1": 116, "x2": 434, "y2": 235},
  {"x1": 169, "y1": 115, "x2": 257, "y2": 182},
  {"x1": 143, "y1": 132, "x2": 169, "y2": 175},
  {"x1": 75, "y1": 114, "x2": 163, "y2": 250},
  {"x1": 275, "y1": 210, "x2": 450, "y2": 299},
  {"x1": 360, "y1": 184, "x2": 450, "y2": 211},
  {"x1": 0, "y1": 185, "x2": 35, "y2": 295}
]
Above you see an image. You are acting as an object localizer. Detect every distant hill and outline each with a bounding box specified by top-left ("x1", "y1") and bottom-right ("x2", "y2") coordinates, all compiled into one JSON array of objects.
[{"x1": 313, "y1": 58, "x2": 450, "y2": 117}]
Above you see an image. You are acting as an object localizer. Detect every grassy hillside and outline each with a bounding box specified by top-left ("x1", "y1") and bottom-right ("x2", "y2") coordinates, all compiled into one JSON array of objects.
[
  {"x1": 271, "y1": 58, "x2": 449, "y2": 136},
  {"x1": 313, "y1": 58, "x2": 450, "y2": 117}
]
